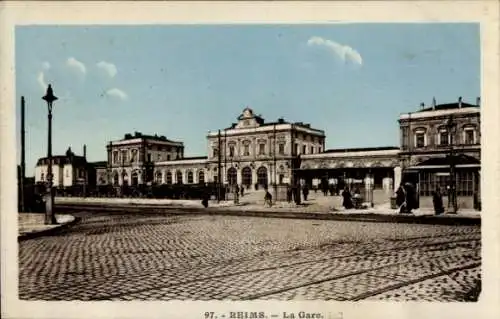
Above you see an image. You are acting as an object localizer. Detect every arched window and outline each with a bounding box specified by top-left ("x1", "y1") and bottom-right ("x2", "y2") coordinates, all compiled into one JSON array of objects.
[
  {"x1": 155, "y1": 171, "x2": 163, "y2": 184},
  {"x1": 187, "y1": 171, "x2": 194, "y2": 184},
  {"x1": 122, "y1": 172, "x2": 129, "y2": 185},
  {"x1": 166, "y1": 171, "x2": 172, "y2": 184},
  {"x1": 131, "y1": 171, "x2": 139, "y2": 186},
  {"x1": 227, "y1": 167, "x2": 237, "y2": 185},
  {"x1": 113, "y1": 171, "x2": 119, "y2": 185},
  {"x1": 242, "y1": 167, "x2": 252, "y2": 187},
  {"x1": 176, "y1": 170, "x2": 183, "y2": 184},
  {"x1": 438, "y1": 127, "x2": 450, "y2": 146},
  {"x1": 198, "y1": 170, "x2": 205, "y2": 184},
  {"x1": 257, "y1": 166, "x2": 268, "y2": 188}
]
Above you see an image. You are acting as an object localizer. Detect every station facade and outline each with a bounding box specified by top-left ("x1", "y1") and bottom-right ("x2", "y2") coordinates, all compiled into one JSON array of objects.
[{"x1": 35, "y1": 97, "x2": 481, "y2": 209}]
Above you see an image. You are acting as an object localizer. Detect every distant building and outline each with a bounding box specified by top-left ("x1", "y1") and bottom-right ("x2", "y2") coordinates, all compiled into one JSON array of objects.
[
  {"x1": 151, "y1": 107, "x2": 326, "y2": 189},
  {"x1": 398, "y1": 97, "x2": 481, "y2": 208},
  {"x1": 106, "y1": 131, "x2": 184, "y2": 186},
  {"x1": 43, "y1": 97, "x2": 480, "y2": 209},
  {"x1": 35, "y1": 147, "x2": 88, "y2": 188}
]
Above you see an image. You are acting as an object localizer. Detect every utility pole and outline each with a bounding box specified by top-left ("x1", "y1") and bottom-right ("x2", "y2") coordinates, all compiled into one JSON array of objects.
[
  {"x1": 20, "y1": 96, "x2": 26, "y2": 212},
  {"x1": 83, "y1": 144, "x2": 87, "y2": 198},
  {"x1": 224, "y1": 129, "x2": 227, "y2": 200},
  {"x1": 273, "y1": 123, "x2": 277, "y2": 202},
  {"x1": 447, "y1": 115, "x2": 458, "y2": 213},
  {"x1": 217, "y1": 130, "x2": 222, "y2": 202}
]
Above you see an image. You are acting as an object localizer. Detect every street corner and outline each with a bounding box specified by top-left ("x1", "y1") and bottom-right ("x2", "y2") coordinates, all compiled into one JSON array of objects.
[{"x1": 18, "y1": 212, "x2": 78, "y2": 241}]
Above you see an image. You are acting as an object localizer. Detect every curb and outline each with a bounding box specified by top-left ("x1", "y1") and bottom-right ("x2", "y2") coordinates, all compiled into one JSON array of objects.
[
  {"x1": 56, "y1": 203, "x2": 481, "y2": 226},
  {"x1": 18, "y1": 215, "x2": 81, "y2": 242}
]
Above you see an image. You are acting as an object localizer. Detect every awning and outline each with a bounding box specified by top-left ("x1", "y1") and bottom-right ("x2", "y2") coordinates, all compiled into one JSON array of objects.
[{"x1": 407, "y1": 164, "x2": 480, "y2": 170}]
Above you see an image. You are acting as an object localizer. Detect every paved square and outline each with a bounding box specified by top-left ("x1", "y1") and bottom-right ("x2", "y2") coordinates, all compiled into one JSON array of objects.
[{"x1": 19, "y1": 211, "x2": 481, "y2": 301}]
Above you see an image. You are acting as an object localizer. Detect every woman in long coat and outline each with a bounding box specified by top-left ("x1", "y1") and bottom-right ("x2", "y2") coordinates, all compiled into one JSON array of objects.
[{"x1": 342, "y1": 187, "x2": 354, "y2": 209}]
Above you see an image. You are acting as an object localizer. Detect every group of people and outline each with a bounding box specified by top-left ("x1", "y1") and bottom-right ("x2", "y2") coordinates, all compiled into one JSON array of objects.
[{"x1": 341, "y1": 186, "x2": 362, "y2": 209}]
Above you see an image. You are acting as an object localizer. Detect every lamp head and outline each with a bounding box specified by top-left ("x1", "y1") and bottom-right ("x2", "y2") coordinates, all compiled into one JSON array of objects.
[{"x1": 42, "y1": 84, "x2": 58, "y2": 104}]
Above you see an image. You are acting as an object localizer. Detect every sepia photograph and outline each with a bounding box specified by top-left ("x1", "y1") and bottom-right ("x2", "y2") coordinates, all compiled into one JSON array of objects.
[{"x1": 1, "y1": 1, "x2": 499, "y2": 319}]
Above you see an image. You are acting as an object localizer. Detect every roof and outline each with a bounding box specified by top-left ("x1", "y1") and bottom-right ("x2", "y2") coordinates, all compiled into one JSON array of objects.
[
  {"x1": 170, "y1": 156, "x2": 207, "y2": 161},
  {"x1": 417, "y1": 102, "x2": 479, "y2": 113},
  {"x1": 36, "y1": 155, "x2": 87, "y2": 166},
  {"x1": 120, "y1": 131, "x2": 182, "y2": 144},
  {"x1": 89, "y1": 161, "x2": 107, "y2": 167},
  {"x1": 322, "y1": 146, "x2": 400, "y2": 154}
]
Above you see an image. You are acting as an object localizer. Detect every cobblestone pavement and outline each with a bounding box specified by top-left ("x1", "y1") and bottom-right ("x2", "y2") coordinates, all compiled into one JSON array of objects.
[{"x1": 18, "y1": 211, "x2": 481, "y2": 301}]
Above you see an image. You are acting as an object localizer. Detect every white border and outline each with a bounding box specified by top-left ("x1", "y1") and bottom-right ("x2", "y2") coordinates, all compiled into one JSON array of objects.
[{"x1": 1, "y1": 1, "x2": 499, "y2": 319}]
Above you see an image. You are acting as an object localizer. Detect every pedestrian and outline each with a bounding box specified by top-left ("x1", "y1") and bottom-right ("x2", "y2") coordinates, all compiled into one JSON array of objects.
[
  {"x1": 432, "y1": 188, "x2": 444, "y2": 215},
  {"x1": 286, "y1": 186, "x2": 292, "y2": 203},
  {"x1": 201, "y1": 191, "x2": 209, "y2": 208},
  {"x1": 240, "y1": 185, "x2": 244, "y2": 197},
  {"x1": 302, "y1": 184, "x2": 309, "y2": 201},
  {"x1": 234, "y1": 184, "x2": 239, "y2": 196},
  {"x1": 264, "y1": 190, "x2": 273, "y2": 207},
  {"x1": 342, "y1": 187, "x2": 353, "y2": 209},
  {"x1": 395, "y1": 184, "x2": 406, "y2": 213},
  {"x1": 329, "y1": 184, "x2": 334, "y2": 196},
  {"x1": 404, "y1": 182, "x2": 416, "y2": 214}
]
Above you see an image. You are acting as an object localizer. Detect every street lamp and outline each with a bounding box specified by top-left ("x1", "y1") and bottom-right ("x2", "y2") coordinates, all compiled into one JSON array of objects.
[
  {"x1": 42, "y1": 84, "x2": 58, "y2": 225},
  {"x1": 446, "y1": 115, "x2": 458, "y2": 214}
]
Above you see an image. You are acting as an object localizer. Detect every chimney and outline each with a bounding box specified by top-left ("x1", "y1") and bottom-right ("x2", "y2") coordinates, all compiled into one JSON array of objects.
[
  {"x1": 432, "y1": 97, "x2": 436, "y2": 110},
  {"x1": 83, "y1": 144, "x2": 87, "y2": 159},
  {"x1": 458, "y1": 96, "x2": 463, "y2": 108},
  {"x1": 476, "y1": 97, "x2": 481, "y2": 106}
]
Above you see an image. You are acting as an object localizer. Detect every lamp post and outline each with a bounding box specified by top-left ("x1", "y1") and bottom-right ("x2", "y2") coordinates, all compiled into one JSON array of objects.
[
  {"x1": 42, "y1": 84, "x2": 58, "y2": 225},
  {"x1": 446, "y1": 115, "x2": 458, "y2": 214}
]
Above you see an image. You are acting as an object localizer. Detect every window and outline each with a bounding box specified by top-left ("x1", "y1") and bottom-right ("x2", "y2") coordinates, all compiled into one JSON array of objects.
[
  {"x1": 401, "y1": 127, "x2": 409, "y2": 149},
  {"x1": 457, "y1": 171, "x2": 475, "y2": 196},
  {"x1": 302, "y1": 145, "x2": 307, "y2": 154},
  {"x1": 176, "y1": 170, "x2": 183, "y2": 184},
  {"x1": 166, "y1": 172, "x2": 172, "y2": 184},
  {"x1": 464, "y1": 128, "x2": 475, "y2": 145},
  {"x1": 198, "y1": 171, "x2": 205, "y2": 184},
  {"x1": 278, "y1": 143, "x2": 285, "y2": 155},
  {"x1": 243, "y1": 143, "x2": 250, "y2": 156},
  {"x1": 113, "y1": 151, "x2": 119, "y2": 164},
  {"x1": 147, "y1": 153, "x2": 152, "y2": 162},
  {"x1": 187, "y1": 171, "x2": 193, "y2": 184},
  {"x1": 310, "y1": 146, "x2": 314, "y2": 154},
  {"x1": 157, "y1": 154, "x2": 161, "y2": 161},
  {"x1": 41, "y1": 173, "x2": 45, "y2": 181},
  {"x1": 415, "y1": 130, "x2": 426, "y2": 148},
  {"x1": 318, "y1": 146, "x2": 322, "y2": 153},
  {"x1": 295, "y1": 143, "x2": 299, "y2": 155},
  {"x1": 167, "y1": 154, "x2": 171, "y2": 161},
  {"x1": 121, "y1": 150, "x2": 128, "y2": 163},
  {"x1": 229, "y1": 145, "x2": 235, "y2": 157},
  {"x1": 213, "y1": 147, "x2": 219, "y2": 158},
  {"x1": 155, "y1": 172, "x2": 162, "y2": 184},
  {"x1": 131, "y1": 149, "x2": 138, "y2": 162},
  {"x1": 439, "y1": 130, "x2": 449, "y2": 146},
  {"x1": 259, "y1": 143, "x2": 265, "y2": 155}
]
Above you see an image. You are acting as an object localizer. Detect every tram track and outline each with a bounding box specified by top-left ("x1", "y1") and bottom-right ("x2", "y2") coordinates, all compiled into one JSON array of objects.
[{"x1": 22, "y1": 234, "x2": 478, "y2": 301}]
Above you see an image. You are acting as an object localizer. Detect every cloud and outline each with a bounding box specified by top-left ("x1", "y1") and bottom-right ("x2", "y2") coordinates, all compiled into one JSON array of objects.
[
  {"x1": 42, "y1": 61, "x2": 51, "y2": 70},
  {"x1": 106, "y1": 88, "x2": 128, "y2": 101},
  {"x1": 66, "y1": 57, "x2": 87, "y2": 75},
  {"x1": 307, "y1": 36, "x2": 363, "y2": 66},
  {"x1": 37, "y1": 71, "x2": 47, "y2": 91},
  {"x1": 97, "y1": 61, "x2": 117, "y2": 78}
]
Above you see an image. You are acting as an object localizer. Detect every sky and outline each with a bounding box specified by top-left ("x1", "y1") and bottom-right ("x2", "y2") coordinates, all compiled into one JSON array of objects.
[{"x1": 15, "y1": 24, "x2": 480, "y2": 176}]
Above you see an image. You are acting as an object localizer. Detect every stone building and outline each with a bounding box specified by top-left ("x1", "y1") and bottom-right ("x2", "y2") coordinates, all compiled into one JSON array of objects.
[
  {"x1": 106, "y1": 132, "x2": 184, "y2": 186},
  {"x1": 69, "y1": 97, "x2": 480, "y2": 209},
  {"x1": 35, "y1": 146, "x2": 89, "y2": 188},
  {"x1": 398, "y1": 97, "x2": 481, "y2": 209}
]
